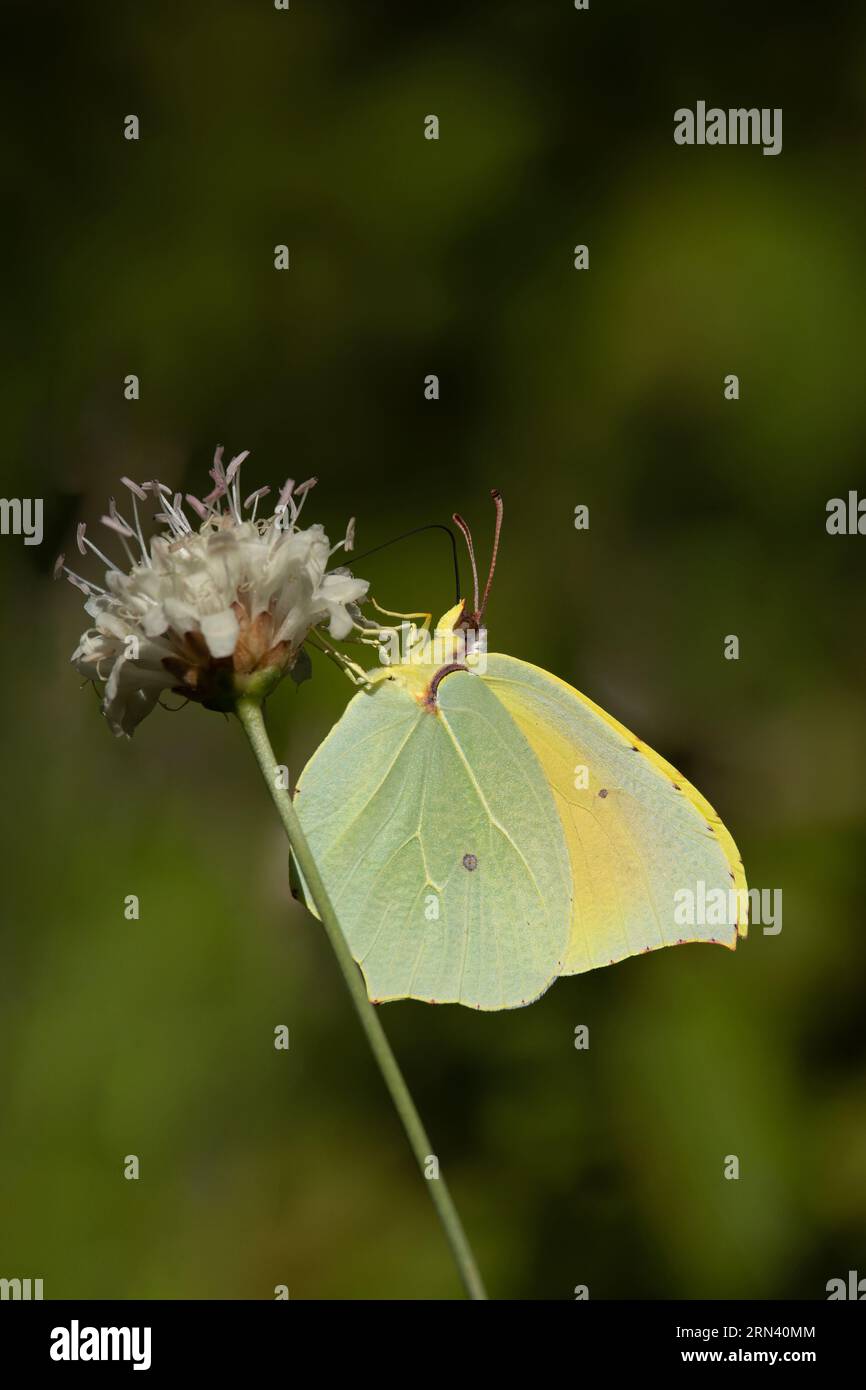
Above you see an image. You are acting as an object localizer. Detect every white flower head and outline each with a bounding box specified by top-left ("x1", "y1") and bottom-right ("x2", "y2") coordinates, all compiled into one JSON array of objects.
[{"x1": 58, "y1": 448, "x2": 368, "y2": 736}]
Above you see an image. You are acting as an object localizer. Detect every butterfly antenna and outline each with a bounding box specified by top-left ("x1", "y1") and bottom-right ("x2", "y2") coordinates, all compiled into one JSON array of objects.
[
  {"x1": 478, "y1": 489, "x2": 503, "y2": 622},
  {"x1": 452, "y1": 512, "x2": 479, "y2": 613}
]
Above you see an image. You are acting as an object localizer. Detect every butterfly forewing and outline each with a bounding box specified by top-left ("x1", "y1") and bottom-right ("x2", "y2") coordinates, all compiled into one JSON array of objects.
[{"x1": 482, "y1": 654, "x2": 748, "y2": 975}]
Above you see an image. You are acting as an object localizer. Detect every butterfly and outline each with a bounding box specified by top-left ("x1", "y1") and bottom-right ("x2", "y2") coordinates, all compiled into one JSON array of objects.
[{"x1": 293, "y1": 491, "x2": 747, "y2": 1010}]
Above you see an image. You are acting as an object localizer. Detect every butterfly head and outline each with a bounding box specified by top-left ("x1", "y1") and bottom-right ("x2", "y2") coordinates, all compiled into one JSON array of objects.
[{"x1": 376, "y1": 492, "x2": 501, "y2": 706}]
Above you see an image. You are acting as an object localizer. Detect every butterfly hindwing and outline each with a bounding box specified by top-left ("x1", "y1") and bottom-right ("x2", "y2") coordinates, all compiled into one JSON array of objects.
[{"x1": 293, "y1": 670, "x2": 573, "y2": 1009}]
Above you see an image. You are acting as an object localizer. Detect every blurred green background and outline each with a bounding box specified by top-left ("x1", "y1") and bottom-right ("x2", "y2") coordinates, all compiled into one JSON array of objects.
[{"x1": 1, "y1": 0, "x2": 865, "y2": 1299}]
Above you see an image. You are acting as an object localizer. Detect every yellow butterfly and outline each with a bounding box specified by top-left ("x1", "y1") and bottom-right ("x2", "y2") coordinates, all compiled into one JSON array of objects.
[{"x1": 294, "y1": 492, "x2": 747, "y2": 1010}]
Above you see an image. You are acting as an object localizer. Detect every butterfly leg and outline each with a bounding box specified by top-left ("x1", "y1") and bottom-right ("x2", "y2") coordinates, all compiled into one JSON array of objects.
[{"x1": 307, "y1": 630, "x2": 376, "y2": 689}]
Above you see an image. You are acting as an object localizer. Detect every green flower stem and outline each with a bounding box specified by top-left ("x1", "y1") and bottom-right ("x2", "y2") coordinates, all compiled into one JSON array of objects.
[{"x1": 236, "y1": 695, "x2": 488, "y2": 1302}]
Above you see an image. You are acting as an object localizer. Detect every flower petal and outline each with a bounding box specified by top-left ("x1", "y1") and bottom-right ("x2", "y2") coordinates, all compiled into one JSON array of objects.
[{"x1": 199, "y1": 608, "x2": 240, "y2": 658}]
